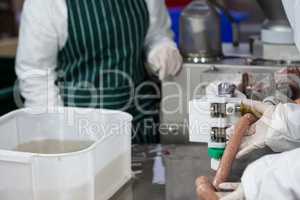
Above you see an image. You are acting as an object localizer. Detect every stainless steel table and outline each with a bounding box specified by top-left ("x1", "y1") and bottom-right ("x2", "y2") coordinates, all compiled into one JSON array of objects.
[
  {"x1": 110, "y1": 144, "x2": 273, "y2": 200},
  {"x1": 111, "y1": 145, "x2": 165, "y2": 200}
]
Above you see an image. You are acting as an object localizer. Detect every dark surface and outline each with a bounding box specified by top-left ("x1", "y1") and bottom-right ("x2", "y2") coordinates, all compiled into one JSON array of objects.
[
  {"x1": 0, "y1": 57, "x2": 18, "y2": 115},
  {"x1": 0, "y1": 57, "x2": 16, "y2": 87},
  {"x1": 111, "y1": 145, "x2": 165, "y2": 200}
]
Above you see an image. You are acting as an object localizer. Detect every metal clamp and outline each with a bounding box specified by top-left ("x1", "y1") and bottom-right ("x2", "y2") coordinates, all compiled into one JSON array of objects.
[
  {"x1": 218, "y1": 82, "x2": 236, "y2": 97},
  {"x1": 210, "y1": 127, "x2": 227, "y2": 143},
  {"x1": 210, "y1": 102, "x2": 241, "y2": 118},
  {"x1": 210, "y1": 103, "x2": 227, "y2": 118}
]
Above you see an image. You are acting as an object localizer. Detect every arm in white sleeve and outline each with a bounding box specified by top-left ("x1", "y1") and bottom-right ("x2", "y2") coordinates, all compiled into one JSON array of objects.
[
  {"x1": 16, "y1": 0, "x2": 64, "y2": 108},
  {"x1": 265, "y1": 103, "x2": 300, "y2": 152},
  {"x1": 144, "y1": 0, "x2": 177, "y2": 59},
  {"x1": 242, "y1": 148, "x2": 300, "y2": 200}
]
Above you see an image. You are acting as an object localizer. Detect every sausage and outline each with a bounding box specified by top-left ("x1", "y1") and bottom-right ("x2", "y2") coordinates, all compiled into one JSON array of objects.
[
  {"x1": 196, "y1": 176, "x2": 219, "y2": 200},
  {"x1": 213, "y1": 114, "x2": 257, "y2": 189}
]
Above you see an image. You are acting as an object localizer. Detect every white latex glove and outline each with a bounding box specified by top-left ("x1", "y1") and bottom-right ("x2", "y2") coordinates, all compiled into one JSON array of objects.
[
  {"x1": 227, "y1": 100, "x2": 275, "y2": 158},
  {"x1": 241, "y1": 148, "x2": 300, "y2": 200},
  {"x1": 218, "y1": 183, "x2": 245, "y2": 200},
  {"x1": 147, "y1": 43, "x2": 182, "y2": 80},
  {"x1": 265, "y1": 103, "x2": 300, "y2": 152},
  {"x1": 236, "y1": 118, "x2": 270, "y2": 158}
]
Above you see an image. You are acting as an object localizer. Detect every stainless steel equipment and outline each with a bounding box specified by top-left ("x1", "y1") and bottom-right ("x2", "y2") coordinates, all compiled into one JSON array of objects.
[
  {"x1": 257, "y1": 0, "x2": 293, "y2": 44},
  {"x1": 218, "y1": 82, "x2": 236, "y2": 97},
  {"x1": 179, "y1": 0, "x2": 223, "y2": 63},
  {"x1": 160, "y1": 61, "x2": 282, "y2": 144},
  {"x1": 252, "y1": 0, "x2": 300, "y2": 61},
  {"x1": 161, "y1": 1, "x2": 300, "y2": 144}
]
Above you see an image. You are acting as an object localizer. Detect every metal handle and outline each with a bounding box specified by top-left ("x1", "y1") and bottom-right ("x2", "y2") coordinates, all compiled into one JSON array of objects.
[
  {"x1": 209, "y1": 0, "x2": 240, "y2": 47},
  {"x1": 232, "y1": 23, "x2": 240, "y2": 47}
]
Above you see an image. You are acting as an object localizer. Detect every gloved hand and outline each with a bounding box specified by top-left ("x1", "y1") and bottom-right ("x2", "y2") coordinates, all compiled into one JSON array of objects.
[
  {"x1": 219, "y1": 182, "x2": 245, "y2": 200},
  {"x1": 147, "y1": 43, "x2": 183, "y2": 80},
  {"x1": 227, "y1": 99, "x2": 275, "y2": 158},
  {"x1": 195, "y1": 177, "x2": 245, "y2": 200},
  {"x1": 242, "y1": 99, "x2": 274, "y2": 114}
]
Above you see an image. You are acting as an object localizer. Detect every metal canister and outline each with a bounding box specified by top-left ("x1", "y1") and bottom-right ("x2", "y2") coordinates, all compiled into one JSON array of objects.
[{"x1": 179, "y1": 0, "x2": 223, "y2": 63}]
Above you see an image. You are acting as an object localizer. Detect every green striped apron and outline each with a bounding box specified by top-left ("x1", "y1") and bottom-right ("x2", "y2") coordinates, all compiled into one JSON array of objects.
[{"x1": 57, "y1": 0, "x2": 160, "y2": 144}]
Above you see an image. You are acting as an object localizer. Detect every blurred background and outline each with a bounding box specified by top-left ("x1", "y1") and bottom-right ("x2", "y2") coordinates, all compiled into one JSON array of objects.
[{"x1": 0, "y1": 0, "x2": 266, "y2": 116}]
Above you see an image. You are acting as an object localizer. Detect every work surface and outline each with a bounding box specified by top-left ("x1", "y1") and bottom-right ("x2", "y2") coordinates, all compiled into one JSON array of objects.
[{"x1": 110, "y1": 144, "x2": 272, "y2": 200}]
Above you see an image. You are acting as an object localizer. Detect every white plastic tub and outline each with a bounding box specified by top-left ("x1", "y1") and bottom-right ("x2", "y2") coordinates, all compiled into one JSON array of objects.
[{"x1": 0, "y1": 107, "x2": 133, "y2": 200}]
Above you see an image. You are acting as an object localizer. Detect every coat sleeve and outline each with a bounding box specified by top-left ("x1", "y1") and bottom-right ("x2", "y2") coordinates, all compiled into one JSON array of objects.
[
  {"x1": 265, "y1": 103, "x2": 300, "y2": 152},
  {"x1": 144, "y1": 0, "x2": 177, "y2": 59},
  {"x1": 15, "y1": 0, "x2": 64, "y2": 108},
  {"x1": 241, "y1": 148, "x2": 300, "y2": 200}
]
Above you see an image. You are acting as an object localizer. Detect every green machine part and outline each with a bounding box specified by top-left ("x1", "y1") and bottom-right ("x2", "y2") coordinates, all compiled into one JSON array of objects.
[{"x1": 208, "y1": 147, "x2": 225, "y2": 160}]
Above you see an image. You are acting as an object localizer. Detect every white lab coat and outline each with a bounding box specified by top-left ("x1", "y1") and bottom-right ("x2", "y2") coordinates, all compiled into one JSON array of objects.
[
  {"x1": 242, "y1": 148, "x2": 300, "y2": 200},
  {"x1": 265, "y1": 103, "x2": 300, "y2": 152},
  {"x1": 16, "y1": 0, "x2": 176, "y2": 108},
  {"x1": 241, "y1": 103, "x2": 300, "y2": 200},
  {"x1": 240, "y1": 1, "x2": 300, "y2": 198}
]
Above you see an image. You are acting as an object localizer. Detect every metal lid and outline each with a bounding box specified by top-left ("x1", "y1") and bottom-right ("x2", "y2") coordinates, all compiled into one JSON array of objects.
[{"x1": 218, "y1": 82, "x2": 236, "y2": 97}]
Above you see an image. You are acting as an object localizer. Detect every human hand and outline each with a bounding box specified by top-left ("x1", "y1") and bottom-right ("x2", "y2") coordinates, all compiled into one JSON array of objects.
[
  {"x1": 195, "y1": 177, "x2": 245, "y2": 200},
  {"x1": 148, "y1": 44, "x2": 182, "y2": 80},
  {"x1": 195, "y1": 176, "x2": 219, "y2": 200},
  {"x1": 227, "y1": 100, "x2": 275, "y2": 158}
]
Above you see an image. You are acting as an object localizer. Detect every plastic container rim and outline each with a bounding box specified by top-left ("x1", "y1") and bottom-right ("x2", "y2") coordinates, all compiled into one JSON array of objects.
[{"x1": 0, "y1": 107, "x2": 133, "y2": 158}]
